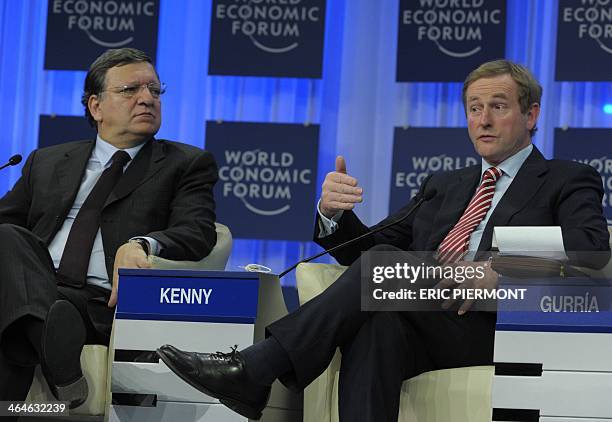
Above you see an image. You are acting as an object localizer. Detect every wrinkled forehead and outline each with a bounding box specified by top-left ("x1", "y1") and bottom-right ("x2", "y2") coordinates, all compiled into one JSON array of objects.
[
  {"x1": 466, "y1": 74, "x2": 519, "y2": 103},
  {"x1": 104, "y1": 62, "x2": 160, "y2": 86}
]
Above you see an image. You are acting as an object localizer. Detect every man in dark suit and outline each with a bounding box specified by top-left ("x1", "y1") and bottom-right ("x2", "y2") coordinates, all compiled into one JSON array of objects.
[
  {"x1": 157, "y1": 60, "x2": 610, "y2": 421},
  {"x1": 0, "y1": 48, "x2": 217, "y2": 408}
]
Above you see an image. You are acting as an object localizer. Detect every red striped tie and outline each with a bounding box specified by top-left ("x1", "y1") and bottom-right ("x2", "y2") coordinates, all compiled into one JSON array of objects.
[{"x1": 437, "y1": 167, "x2": 502, "y2": 264}]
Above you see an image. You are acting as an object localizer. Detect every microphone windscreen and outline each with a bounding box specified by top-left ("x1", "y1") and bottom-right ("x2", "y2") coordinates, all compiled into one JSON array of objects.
[{"x1": 9, "y1": 154, "x2": 22, "y2": 165}]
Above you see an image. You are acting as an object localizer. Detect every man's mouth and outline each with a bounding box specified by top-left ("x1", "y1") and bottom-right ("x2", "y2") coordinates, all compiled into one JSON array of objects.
[
  {"x1": 135, "y1": 112, "x2": 155, "y2": 119},
  {"x1": 478, "y1": 135, "x2": 497, "y2": 141}
]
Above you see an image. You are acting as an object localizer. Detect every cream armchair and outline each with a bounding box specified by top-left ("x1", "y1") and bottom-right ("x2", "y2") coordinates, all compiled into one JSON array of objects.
[
  {"x1": 26, "y1": 223, "x2": 233, "y2": 419},
  {"x1": 296, "y1": 227, "x2": 612, "y2": 422},
  {"x1": 296, "y1": 262, "x2": 494, "y2": 422}
]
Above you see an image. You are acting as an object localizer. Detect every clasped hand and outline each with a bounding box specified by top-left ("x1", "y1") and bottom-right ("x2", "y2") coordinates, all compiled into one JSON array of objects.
[{"x1": 434, "y1": 260, "x2": 499, "y2": 315}]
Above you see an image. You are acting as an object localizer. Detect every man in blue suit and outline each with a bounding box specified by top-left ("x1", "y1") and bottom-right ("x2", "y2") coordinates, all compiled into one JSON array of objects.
[{"x1": 158, "y1": 60, "x2": 610, "y2": 421}]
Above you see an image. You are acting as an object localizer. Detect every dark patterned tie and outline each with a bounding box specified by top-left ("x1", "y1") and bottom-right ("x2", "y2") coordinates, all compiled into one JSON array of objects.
[
  {"x1": 56, "y1": 150, "x2": 131, "y2": 287},
  {"x1": 437, "y1": 167, "x2": 502, "y2": 264}
]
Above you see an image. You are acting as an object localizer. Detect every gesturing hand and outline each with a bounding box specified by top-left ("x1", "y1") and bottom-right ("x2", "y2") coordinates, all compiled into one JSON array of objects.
[{"x1": 319, "y1": 156, "x2": 363, "y2": 219}]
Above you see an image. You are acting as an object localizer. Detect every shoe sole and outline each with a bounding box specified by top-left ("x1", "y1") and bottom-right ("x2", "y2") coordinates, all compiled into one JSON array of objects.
[
  {"x1": 53, "y1": 376, "x2": 88, "y2": 409},
  {"x1": 157, "y1": 349, "x2": 263, "y2": 420},
  {"x1": 41, "y1": 300, "x2": 88, "y2": 408}
]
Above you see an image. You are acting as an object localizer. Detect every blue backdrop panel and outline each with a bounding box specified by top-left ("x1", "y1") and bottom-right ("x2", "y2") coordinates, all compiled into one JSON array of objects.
[
  {"x1": 44, "y1": 0, "x2": 160, "y2": 70},
  {"x1": 1, "y1": 0, "x2": 611, "y2": 285},
  {"x1": 396, "y1": 0, "x2": 506, "y2": 82},
  {"x1": 555, "y1": 0, "x2": 612, "y2": 81},
  {"x1": 553, "y1": 127, "x2": 612, "y2": 225},
  {"x1": 208, "y1": 0, "x2": 326, "y2": 78},
  {"x1": 389, "y1": 127, "x2": 479, "y2": 213},
  {"x1": 206, "y1": 121, "x2": 319, "y2": 241},
  {"x1": 38, "y1": 114, "x2": 96, "y2": 148}
]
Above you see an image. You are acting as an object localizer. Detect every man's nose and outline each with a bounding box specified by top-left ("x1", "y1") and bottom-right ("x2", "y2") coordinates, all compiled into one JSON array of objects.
[
  {"x1": 479, "y1": 107, "x2": 492, "y2": 126},
  {"x1": 136, "y1": 85, "x2": 156, "y2": 104}
]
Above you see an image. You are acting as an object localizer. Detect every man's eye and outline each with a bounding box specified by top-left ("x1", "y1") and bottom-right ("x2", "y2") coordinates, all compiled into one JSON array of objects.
[
  {"x1": 495, "y1": 104, "x2": 507, "y2": 110},
  {"x1": 121, "y1": 86, "x2": 139, "y2": 95},
  {"x1": 149, "y1": 87, "x2": 161, "y2": 96},
  {"x1": 470, "y1": 106, "x2": 481, "y2": 113}
]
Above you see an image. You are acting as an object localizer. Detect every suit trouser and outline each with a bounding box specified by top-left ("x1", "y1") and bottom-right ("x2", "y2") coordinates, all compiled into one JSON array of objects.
[
  {"x1": 0, "y1": 223, "x2": 112, "y2": 401},
  {"x1": 267, "y1": 244, "x2": 496, "y2": 422}
]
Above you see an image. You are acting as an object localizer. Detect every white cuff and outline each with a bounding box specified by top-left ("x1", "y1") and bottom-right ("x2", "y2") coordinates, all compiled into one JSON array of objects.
[
  {"x1": 130, "y1": 236, "x2": 161, "y2": 256},
  {"x1": 317, "y1": 199, "x2": 343, "y2": 238}
]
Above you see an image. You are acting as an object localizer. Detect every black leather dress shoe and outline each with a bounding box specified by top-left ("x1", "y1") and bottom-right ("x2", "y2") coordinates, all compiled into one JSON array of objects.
[
  {"x1": 157, "y1": 344, "x2": 271, "y2": 420},
  {"x1": 41, "y1": 300, "x2": 88, "y2": 409}
]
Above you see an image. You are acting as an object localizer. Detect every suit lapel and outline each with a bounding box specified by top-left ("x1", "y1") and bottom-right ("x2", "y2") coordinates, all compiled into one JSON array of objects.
[
  {"x1": 45, "y1": 141, "x2": 94, "y2": 243},
  {"x1": 55, "y1": 141, "x2": 95, "y2": 217},
  {"x1": 426, "y1": 166, "x2": 481, "y2": 250},
  {"x1": 104, "y1": 139, "x2": 166, "y2": 207},
  {"x1": 477, "y1": 148, "x2": 549, "y2": 251}
]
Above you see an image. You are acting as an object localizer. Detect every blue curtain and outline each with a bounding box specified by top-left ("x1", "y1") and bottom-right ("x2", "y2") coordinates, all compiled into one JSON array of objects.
[{"x1": 1, "y1": 0, "x2": 610, "y2": 286}]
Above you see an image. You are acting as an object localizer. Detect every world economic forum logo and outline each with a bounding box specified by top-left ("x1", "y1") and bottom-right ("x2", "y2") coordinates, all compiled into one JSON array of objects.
[
  {"x1": 574, "y1": 155, "x2": 612, "y2": 224},
  {"x1": 49, "y1": 0, "x2": 156, "y2": 48},
  {"x1": 560, "y1": 1, "x2": 612, "y2": 55},
  {"x1": 395, "y1": 154, "x2": 478, "y2": 197},
  {"x1": 213, "y1": 0, "x2": 322, "y2": 54},
  {"x1": 400, "y1": 0, "x2": 503, "y2": 58},
  {"x1": 218, "y1": 149, "x2": 313, "y2": 216}
]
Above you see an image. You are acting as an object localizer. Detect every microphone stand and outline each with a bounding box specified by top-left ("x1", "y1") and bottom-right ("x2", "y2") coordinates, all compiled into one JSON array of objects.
[{"x1": 279, "y1": 180, "x2": 436, "y2": 278}]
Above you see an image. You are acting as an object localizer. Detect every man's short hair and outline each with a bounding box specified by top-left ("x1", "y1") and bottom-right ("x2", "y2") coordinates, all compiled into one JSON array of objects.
[
  {"x1": 81, "y1": 48, "x2": 157, "y2": 128},
  {"x1": 462, "y1": 59, "x2": 542, "y2": 136}
]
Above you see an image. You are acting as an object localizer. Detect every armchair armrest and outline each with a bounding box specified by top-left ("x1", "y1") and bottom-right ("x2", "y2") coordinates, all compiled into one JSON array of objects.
[
  {"x1": 296, "y1": 263, "x2": 347, "y2": 305},
  {"x1": 149, "y1": 223, "x2": 232, "y2": 271},
  {"x1": 295, "y1": 262, "x2": 347, "y2": 422}
]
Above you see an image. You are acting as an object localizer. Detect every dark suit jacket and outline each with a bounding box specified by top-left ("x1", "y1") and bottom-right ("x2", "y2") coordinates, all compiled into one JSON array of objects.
[
  {"x1": 0, "y1": 138, "x2": 218, "y2": 282},
  {"x1": 316, "y1": 147, "x2": 610, "y2": 267}
]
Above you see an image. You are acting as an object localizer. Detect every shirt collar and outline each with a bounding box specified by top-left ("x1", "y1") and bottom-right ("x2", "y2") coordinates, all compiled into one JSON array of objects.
[
  {"x1": 480, "y1": 143, "x2": 533, "y2": 180},
  {"x1": 93, "y1": 135, "x2": 147, "y2": 167}
]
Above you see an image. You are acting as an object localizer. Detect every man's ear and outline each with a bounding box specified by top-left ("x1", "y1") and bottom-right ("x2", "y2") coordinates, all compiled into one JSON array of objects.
[
  {"x1": 526, "y1": 102, "x2": 540, "y2": 131},
  {"x1": 88, "y1": 94, "x2": 103, "y2": 124}
]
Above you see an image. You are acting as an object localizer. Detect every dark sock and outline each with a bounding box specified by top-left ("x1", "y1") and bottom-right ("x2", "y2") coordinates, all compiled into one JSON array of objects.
[{"x1": 240, "y1": 336, "x2": 292, "y2": 386}]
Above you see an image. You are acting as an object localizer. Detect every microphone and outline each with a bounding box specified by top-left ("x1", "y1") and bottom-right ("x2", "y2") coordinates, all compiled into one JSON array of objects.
[
  {"x1": 0, "y1": 154, "x2": 22, "y2": 171},
  {"x1": 278, "y1": 178, "x2": 437, "y2": 278}
]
